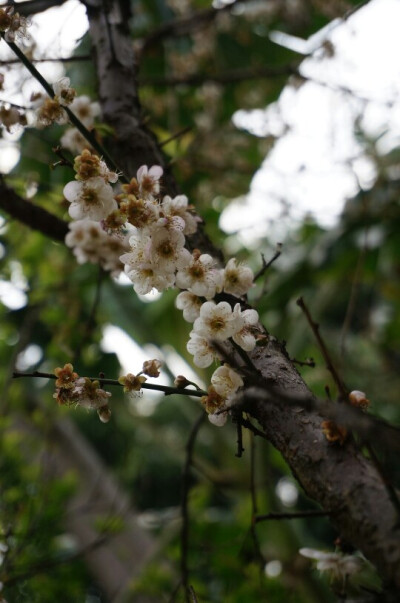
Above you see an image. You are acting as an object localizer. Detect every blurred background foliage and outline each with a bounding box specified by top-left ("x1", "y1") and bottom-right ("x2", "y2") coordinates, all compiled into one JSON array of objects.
[{"x1": 0, "y1": 0, "x2": 398, "y2": 601}]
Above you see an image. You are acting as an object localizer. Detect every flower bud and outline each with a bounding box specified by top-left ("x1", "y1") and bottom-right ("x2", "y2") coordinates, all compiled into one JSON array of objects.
[{"x1": 348, "y1": 390, "x2": 370, "y2": 410}]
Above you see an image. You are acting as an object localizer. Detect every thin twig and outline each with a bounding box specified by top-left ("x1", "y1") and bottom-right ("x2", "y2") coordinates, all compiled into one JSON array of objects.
[
  {"x1": 12, "y1": 370, "x2": 208, "y2": 398},
  {"x1": 255, "y1": 509, "x2": 333, "y2": 523},
  {"x1": 291, "y1": 357, "x2": 316, "y2": 368},
  {"x1": 180, "y1": 413, "x2": 206, "y2": 601},
  {"x1": 253, "y1": 245, "x2": 282, "y2": 282},
  {"x1": 51, "y1": 145, "x2": 74, "y2": 170},
  {"x1": 159, "y1": 125, "x2": 193, "y2": 147},
  {"x1": 231, "y1": 409, "x2": 244, "y2": 457},
  {"x1": 296, "y1": 297, "x2": 348, "y2": 400},
  {"x1": 188, "y1": 585, "x2": 199, "y2": 603},
  {"x1": 240, "y1": 416, "x2": 268, "y2": 441}
]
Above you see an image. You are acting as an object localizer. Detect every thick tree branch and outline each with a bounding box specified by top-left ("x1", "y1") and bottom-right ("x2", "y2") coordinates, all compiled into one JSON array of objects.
[{"x1": 0, "y1": 179, "x2": 68, "y2": 242}]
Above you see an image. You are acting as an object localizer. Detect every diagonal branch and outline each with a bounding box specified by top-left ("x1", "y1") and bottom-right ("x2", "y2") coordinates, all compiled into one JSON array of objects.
[{"x1": 0, "y1": 179, "x2": 68, "y2": 242}]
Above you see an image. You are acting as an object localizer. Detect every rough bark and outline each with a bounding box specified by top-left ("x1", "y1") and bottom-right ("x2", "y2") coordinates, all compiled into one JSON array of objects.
[{"x1": 85, "y1": 1, "x2": 400, "y2": 595}]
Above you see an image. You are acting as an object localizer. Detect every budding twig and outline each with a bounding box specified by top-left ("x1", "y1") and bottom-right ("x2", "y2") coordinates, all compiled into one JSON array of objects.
[
  {"x1": 12, "y1": 370, "x2": 208, "y2": 398},
  {"x1": 296, "y1": 297, "x2": 348, "y2": 400},
  {"x1": 1, "y1": 33, "x2": 127, "y2": 181},
  {"x1": 253, "y1": 244, "x2": 282, "y2": 282}
]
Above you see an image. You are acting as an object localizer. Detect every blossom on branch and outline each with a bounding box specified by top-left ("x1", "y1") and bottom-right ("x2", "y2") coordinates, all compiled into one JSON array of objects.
[
  {"x1": 175, "y1": 250, "x2": 223, "y2": 299},
  {"x1": 54, "y1": 363, "x2": 78, "y2": 389},
  {"x1": 222, "y1": 258, "x2": 254, "y2": 296},
  {"x1": 299, "y1": 548, "x2": 363, "y2": 583},
  {"x1": 63, "y1": 177, "x2": 117, "y2": 221},
  {"x1": 53, "y1": 77, "x2": 76, "y2": 106},
  {"x1": 175, "y1": 291, "x2": 202, "y2": 322},
  {"x1": 0, "y1": 6, "x2": 29, "y2": 42},
  {"x1": 211, "y1": 364, "x2": 243, "y2": 399},
  {"x1": 187, "y1": 331, "x2": 218, "y2": 368},
  {"x1": 192, "y1": 301, "x2": 236, "y2": 341},
  {"x1": 231, "y1": 303, "x2": 259, "y2": 351},
  {"x1": 161, "y1": 194, "x2": 200, "y2": 235},
  {"x1": 69, "y1": 95, "x2": 100, "y2": 127},
  {"x1": 118, "y1": 373, "x2": 147, "y2": 393}
]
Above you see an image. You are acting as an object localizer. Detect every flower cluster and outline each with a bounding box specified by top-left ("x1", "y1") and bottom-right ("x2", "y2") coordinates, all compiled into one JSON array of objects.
[
  {"x1": 0, "y1": 6, "x2": 29, "y2": 42},
  {"x1": 118, "y1": 168, "x2": 205, "y2": 295},
  {"x1": 53, "y1": 363, "x2": 112, "y2": 423},
  {"x1": 201, "y1": 364, "x2": 244, "y2": 426},
  {"x1": 63, "y1": 148, "x2": 129, "y2": 275},
  {"x1": 118, "y1": 359, "x2": 162, "y2": 395},
  {"x1": 31, "y1": 78, "x2": 76, "y2": 128}
]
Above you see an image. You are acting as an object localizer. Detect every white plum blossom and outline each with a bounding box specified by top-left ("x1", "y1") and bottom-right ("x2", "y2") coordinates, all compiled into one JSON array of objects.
[
  {"x1": 176, "y1": 251, "x2": 223, "y2": 299},
  {"x1": 120, "y1": 230, "x2": 152, "y2": 270},
  {"x1": 193, "y1": 301, "x2": 236, "y2": 341},
  {"x1": 223, "y1": 258, "x2": 254, "y2": 296},
  {"x1": 69, "y1": 95, "x2": 100, "y2": 127},
  {"x1": 137, "y1": 165, "x2": 163, "y2": 198},
  {"x1": 64, "y1": 176, "x2": 117, "y2": 221},
  {"x1": 61, "y1": 127, "x2": 88, "y2": 153},
  {"x1": 187, "y1": 332, "x2": 217, "y2": 368},
  {"x1": 53, "y1": 77, "x2": 76, "y2": 106},
  {"x1": 148, "y1": 226, "x2": 186, "y2": 273},
  {"x1": 232, "y1": 303, "x2": 259, "y2": 351},
  {"x1": 208, "y1": 411, "x2": 228, "y2": 427},
  {"x1": 161, "y1": 194, "x2": 199, "y2": 235},
  {"x1": 65, "y1": 220, "x2": 127, "y2": 275},
  {"x1": 299, "y1": 548, "x2": 364, "y2": 583},
  {"x1": 211, "y1": 364, "x2": 243, "y2": 400},
  {"x1": 125, "y1": 263, "x2": 176, "y2": 294},
  {"x1": 176, "y1": 291, "x2": 202, "y2": 322}
]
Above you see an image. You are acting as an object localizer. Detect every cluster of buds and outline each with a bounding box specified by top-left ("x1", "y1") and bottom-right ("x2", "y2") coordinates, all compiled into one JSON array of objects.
[
  {"x1": 118, "y1": 359, "x2": 162, "y2": 395},
  {"x1": 53, "y1": 363, "x2": 112, "y2": 423},
  {"x1": 0, "y1": 6, "x2": 29, "y2": 42},
  {"x1": 31, "y1": 78, "x2": 76, "y2": 128},
  {"x1": 63, "y1": 148, "x2": 129, "y2": 275}
]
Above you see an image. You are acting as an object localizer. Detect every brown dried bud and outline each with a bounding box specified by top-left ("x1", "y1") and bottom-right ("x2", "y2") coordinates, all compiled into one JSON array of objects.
[
  {"x1": 321, "y1": 420, "x2": 348, "y2": 445},
  {"x1": 54, "y1": 363, "x2": 78, "y2": 389},
  {"x1": 142, "y1": 359, "x2": 162, "y2": 378}
]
